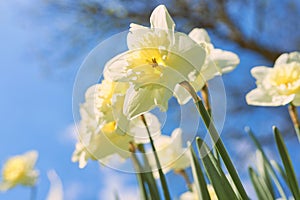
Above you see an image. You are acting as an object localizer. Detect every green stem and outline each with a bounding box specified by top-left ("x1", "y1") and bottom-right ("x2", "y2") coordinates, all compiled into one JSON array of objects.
[
  {"x1": 129, "y1": 142, "x2": 149, "y2": 200},
  {"x1": 30, "y1": 186, "x2": 37, "y2": 200},
  {"x1": 288, "y1": 103, "x2": 300, "y2": 142},
  {"x1": 140, "y1": 114, "x2": 171, "y2": 200},
  {"x1": 179, "y1": 81, "x2": 249, "y2": 200},
  {"x1": 201, "y1": 84, "x2": 221, "y2": 165},
  {"x1": 137, "y1": 144, "x2": 161, "y2": 200},
  {"x1": 201, "y1": 84, "x2": 211, "y2": 116}
]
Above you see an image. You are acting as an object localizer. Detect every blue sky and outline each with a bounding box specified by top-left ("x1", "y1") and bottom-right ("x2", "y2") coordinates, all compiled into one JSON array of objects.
[{"x1": 0, "y1": 1, "x2": 299, "y2": 200}]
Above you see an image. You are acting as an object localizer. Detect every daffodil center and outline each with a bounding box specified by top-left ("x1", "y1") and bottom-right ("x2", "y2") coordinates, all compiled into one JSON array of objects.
[
  {"x1": 3, "y1": 157, "x2": 26, "y2": 182},
  {"x1": 150, "y1": 57, "x2": 158, "y2": 68},
  {"x1": 269, "y1": 62, "x2": 300, "y2": 95}
]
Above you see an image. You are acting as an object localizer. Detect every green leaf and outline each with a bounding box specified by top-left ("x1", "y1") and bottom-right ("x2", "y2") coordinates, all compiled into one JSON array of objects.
[
  {"x1": 140, "y1": 114, "x2": 171, "y2": 200},
  {"x1": 194, "y1": 98, "x2": 248, "y2": 199},
  {"x1": 131, "y1": 153, "x2": 150, "y2": 200},
  {"x1": 249, "y1": 167, "x2": 274, "y2": 200},
  {"x1": 270, "y1": 160, "x2": 288, "y2": 184},
  {"x1": 255, "y1": 150, "x2": 275, "y2": 198},
  {"x1": 274, "y1": 126, "x2": 300, "y2": 199},
  {"x1": 137, "y1": 144, "x2": 161, "y2": 200},
  {"x1": 196, "y1": 138, "x2": 239, "y2": 200},
  {"x1": 179, "y1": 81, "x2": 247, "y2": 199},
  {"x1": 188, "y1": 141, "x2": 211, "y2": 200},
  {"x1": 246, "y1": 127, "x2": 288, "y2": 199}
]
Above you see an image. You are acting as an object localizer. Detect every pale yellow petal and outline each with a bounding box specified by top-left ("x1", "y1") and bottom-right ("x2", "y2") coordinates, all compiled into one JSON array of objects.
[
  {"x1": 188, "y1": 28, "x2": 211, "y2": 44},
  {"x1": 246, "y1": 88, "x2": 295, "y2": 106},
  {"x1": 150, "y1": 5, "x2": 175, "y2": 32}
]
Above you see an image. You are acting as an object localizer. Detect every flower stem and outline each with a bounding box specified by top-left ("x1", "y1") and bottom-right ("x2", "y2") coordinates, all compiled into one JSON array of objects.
[
  {"x1": 179, "y1": 81, "x2": 249, "y2": 200},
  {"x1": 129, "y1": 142, "x2": 149, "y2": 200},
  {"x1": 288, "y1": 103, "x2": 300, "y2": 142},
  {"x1": 30, "y1": 186, "x2": 37, "y2": 200},
  {"x1": 137, "y1": 144, "x2": 161, "y2": 199},
  {"x1": 140, "y1": 114, "x2": 171, "y2": 200},
  {"x1": 201, "y1": 84, "x2": 221, "y2": 165},
  {"x1": 201, "y1": 84, "x2": 211, "y2": 116}
]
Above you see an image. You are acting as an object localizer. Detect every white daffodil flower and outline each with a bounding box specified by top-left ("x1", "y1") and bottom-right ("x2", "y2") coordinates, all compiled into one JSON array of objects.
[
  {"x1": 105, "y1": 5, "x2": 206, "y2": 119},
  {"x1": 246, "y1": 51, "x2": 300, "y2": 106},
  {"x1": 147, "y1": 128, "x2": 190, "y2": 177},
  {"x1": 0, "y1": 151, "x2": 39, "y2": 191},
  {"x1": 175, "y1": 28, "x2": 239, "y2": 104},
  {"x1": 72, "y1": 79, "x2": 161, "y2": 168}
]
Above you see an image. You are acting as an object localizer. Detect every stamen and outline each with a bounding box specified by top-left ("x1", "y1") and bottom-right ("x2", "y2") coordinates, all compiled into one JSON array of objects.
[{"x1": 151, "y1": 57, "x2": 158, "y2": 68}]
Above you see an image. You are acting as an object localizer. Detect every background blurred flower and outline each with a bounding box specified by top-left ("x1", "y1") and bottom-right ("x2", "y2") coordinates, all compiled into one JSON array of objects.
[
  {"x1": 46, "y1": 170, "x2": 63, "y2": 200},
  {"x1": 0, "y1": 151, "x2": 39, "y2": 191},
  {"x1": 147, "y1": 128, "x2": 190, "y2": 177},
  {"x1": 246, "y1": 51, "x2": 300, "y2": 106},
  {"x1": 179, "y1": 184, "x2": 218, "y2": 200}
]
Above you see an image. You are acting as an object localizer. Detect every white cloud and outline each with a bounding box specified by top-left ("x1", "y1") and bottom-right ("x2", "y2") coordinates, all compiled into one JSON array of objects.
[
  {"x1": 98, "y1": 168, "x2": 139, "y2": 200},
  {"x1": 60, "y1": 123, "x2": 78, "y2": 144},
  {"x1": 64, "y1": 181, "x2": 83, "y2": 200}
]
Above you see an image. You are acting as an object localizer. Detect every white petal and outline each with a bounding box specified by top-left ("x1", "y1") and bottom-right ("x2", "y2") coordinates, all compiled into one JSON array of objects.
[
  {"x1": 171, "y1": 32, "x2": 206, "y2": 72},
  {"x1": 24, "y1": 150, "x2": 38, "y2": 169},
  {"x1": 210, "y1": 49, "x2": 240, "y2": 73},
  {"x1": 292, "y1": 93, "x2": 300, "y2": 106},
  {"x1": 246, "y1": 88, "x2": 295, "y2": 106},
  {"x1": 200, "y1": 60, "x2": 220, "y2": 81},
  {"x1": 188, "y1": 28, "x2": 211, "y2": 44},
  {"x1": 275, "y1": 51, "x2": 300, "y2": 66},
  {"x1": 150, "y1": 5, "x2": 175, "y2": 32},
  {"x1": 171, "y1": 128, "x2": 183, "y2": 149},
  {"x1": 123, "y1": 85, "x2": 172, "y2": 119},
  {"x1": 174, "y1": 84, "x2": 192, "y2": 105},
  {"x1": 250, "y1": 66, "x2": 272, "y2": 81},
  {"x1": 105, "y1": 52, "x2": 130, "y2": 81}
]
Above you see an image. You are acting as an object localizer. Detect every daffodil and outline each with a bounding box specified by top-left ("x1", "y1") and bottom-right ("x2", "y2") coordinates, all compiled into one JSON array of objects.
[
  {"x1": 72, "y1": 79, "x2": 161, "y2": 168},
  {"x1": 105, "y1": 5, "x2": 206, "y2": 119},
  {"x1": 175, "y1": 28, "x2": 239, "y2": 104},
  {"x1": 246, "y1": 51, "x2": 300, "y2": 106},
  {"x1": 179, "y1": 184, "x2": 218, "y2": 200},
  {"x1": 0, "y1": 151, "x2": 39, "y2": 191},
  {"x1": 147, "y1": 128, "x2": 190, "y2": 177}
]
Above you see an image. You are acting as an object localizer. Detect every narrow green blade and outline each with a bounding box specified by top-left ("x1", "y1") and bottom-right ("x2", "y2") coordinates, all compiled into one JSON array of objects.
[
  {"x1": 255, "y1": 150, "x2": 275, "y2": 198},
  {"x1": 249, "y1": 167, "x2": 274, "y2": 200},
  {"x1": 274, "y1": 126, "x2": 300, "y2": 199},
  {"x1": 197, "y1": 138, "x2": 239, "y2": 200},
  {"x1": 188, "y1": 141, "x2": 211, "y2": 200},
  {"x1": 246, "y1": 127, "x2": 288, "y2": 199}
]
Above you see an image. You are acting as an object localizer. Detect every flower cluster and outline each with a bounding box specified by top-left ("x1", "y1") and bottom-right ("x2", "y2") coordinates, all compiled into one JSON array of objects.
[{"x1": 72, "y1": 4, "x2": 240, "y2": 175}]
